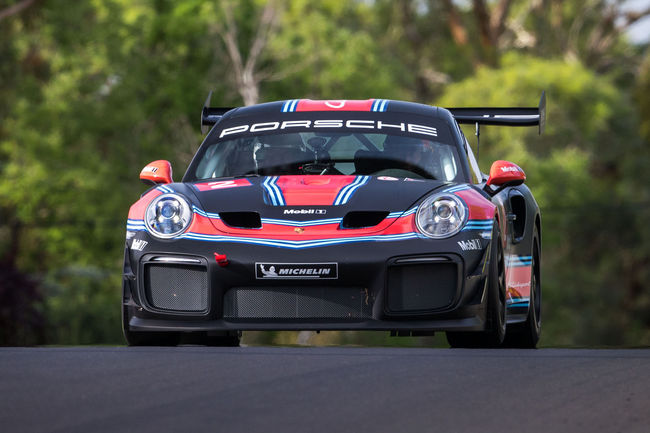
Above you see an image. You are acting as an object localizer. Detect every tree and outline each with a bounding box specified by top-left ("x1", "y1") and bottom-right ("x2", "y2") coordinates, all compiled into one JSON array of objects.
[
  {"x1": 213, "y1": 0, "x2": 280, "y2": 106},
  {"x1": 0, "y1": 0, "x2": 35, "y2": 22}
]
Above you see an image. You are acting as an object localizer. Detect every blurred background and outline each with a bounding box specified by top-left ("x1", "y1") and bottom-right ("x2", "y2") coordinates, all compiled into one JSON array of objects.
[{"x1": 1, "y1": 0, "x2": 649, "y2": 347}]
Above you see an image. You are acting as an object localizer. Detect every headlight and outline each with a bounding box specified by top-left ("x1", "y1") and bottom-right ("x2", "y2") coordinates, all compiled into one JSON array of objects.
[
  {"x1": 415, "y1": 192, "x2": 467, "y2": 238},
  {"x1": 145, "y1": 193, "x2": 193, "y2": 238}
]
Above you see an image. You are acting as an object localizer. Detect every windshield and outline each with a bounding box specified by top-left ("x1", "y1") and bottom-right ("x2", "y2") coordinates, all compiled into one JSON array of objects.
[{"x1": 187, "y1": 116, "x2": 463, "y2": 182}]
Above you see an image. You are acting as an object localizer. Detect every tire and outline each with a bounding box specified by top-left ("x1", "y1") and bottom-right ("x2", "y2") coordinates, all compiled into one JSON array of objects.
[
  {"x1": 122, "y1": 305, "x2": 180, "y2": 346},
  {"x1": 447, "y1": 222, "x2": 507, "y2": 348},
  {"x1": 503, "y1": 234, "x2": 541, "y2": 348}
]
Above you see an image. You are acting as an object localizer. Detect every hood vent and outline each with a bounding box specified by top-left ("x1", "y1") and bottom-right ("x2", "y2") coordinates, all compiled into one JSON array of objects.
[
  {"x1": 341, "y1": 211, "x2": 389, "y2": 229},
  {"x1": 219, "y1": 212, "x2": 262, "y2": 229}
]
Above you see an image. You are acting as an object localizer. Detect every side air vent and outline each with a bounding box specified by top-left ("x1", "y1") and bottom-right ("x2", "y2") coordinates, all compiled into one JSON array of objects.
[
  {"x1": 509, "y1": 194, "x2": 527, "y2": 242},
  {"x1": 219, "y1": 212, "x2": 262, "y2": 229},
  {"x1": 341, "y1": 211, "x2": 389, "y2": 229}
]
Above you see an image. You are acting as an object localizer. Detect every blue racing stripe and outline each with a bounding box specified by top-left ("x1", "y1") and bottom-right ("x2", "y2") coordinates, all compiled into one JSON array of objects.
[
  {"x1": 506, "y1": 255, "x2": 533, "y2": 267},
  {"x1": 262, "y1": 176, "x2": 286, "y2": 206},
  {"x1": 261, "y1": 217, "x2": 343, "y2": 227},
  {"x1": 262, "y1": 177, "x2": 278, "y2": 205},
  {"x1": 179, "y1": 231, "x2": 422, "y2": 249},
  {"x1": 269, "y1": 176, "x2": 285, "y2": 205},
  {"x1": 333, "y1": 176, "x2": 370, "y2": 206},
  {"x1": 333, "y1": 177, "x2": 363, "y2": 205},
  {"x1": 192, "y1": 205, "x2": 220, "y2": 219},
  {"x1": 338, "y1": 176, "x2": 369, "y2": 205},
  {"x1": 444, "y1": 184, "x2": 471, "y2": 194},
  {"x1": 156, "y1": 185, "x2": 174, "y2": 194},
  {"x1": 507, "y1": 301, "x2": 530, "y2": 308},
  {"x1": 463, "y1": 220, "x2": 493, "y2": 232},
  {"x1": 282, "y1": 99, "x2": 299, "y2": 113},
  {"x1": 386, "y1": 207, "x2": 419, "y2": 219},
  {"x1": 372, "y1": 99, "x2": 385, "y2": 112}
]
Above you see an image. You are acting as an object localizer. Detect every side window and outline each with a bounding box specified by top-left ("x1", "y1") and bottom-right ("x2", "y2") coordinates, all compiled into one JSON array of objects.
[
  {"x1": 438, "y1": 145, "x2": 458, "y2": 181},
  {"x1": 195, "y1": 143, "x2": 222, "y2": 179}
]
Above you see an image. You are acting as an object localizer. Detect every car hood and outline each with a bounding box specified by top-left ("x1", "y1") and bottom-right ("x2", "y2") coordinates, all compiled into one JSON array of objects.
[{"x1": 179, "y1": 175, "x2": 448, "y2": 236}]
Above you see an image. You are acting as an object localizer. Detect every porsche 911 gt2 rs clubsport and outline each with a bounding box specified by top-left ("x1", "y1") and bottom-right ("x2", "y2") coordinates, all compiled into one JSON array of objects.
[{"x1": 123, "y1": 94, "x2": 545, "y2": 348}]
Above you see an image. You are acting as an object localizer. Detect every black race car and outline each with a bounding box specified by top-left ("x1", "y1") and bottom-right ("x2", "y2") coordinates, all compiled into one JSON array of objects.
[{"x1": 123, "y1": 95, "x2": 545, "y2": 348}]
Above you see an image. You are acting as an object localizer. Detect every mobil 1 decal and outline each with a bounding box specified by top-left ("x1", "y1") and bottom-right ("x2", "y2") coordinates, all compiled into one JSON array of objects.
[{"x1": 256, "y1": 263, "x2": 338, "y2": 279}]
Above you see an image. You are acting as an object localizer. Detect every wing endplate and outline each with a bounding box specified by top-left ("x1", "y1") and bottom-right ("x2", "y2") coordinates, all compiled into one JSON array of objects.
[{"x1": 201, "y1": 91, "x2": 235, "y2": 134}]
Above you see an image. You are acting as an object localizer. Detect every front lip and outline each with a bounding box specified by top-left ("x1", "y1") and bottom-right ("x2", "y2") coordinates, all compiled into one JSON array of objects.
[{"x1": 129, "y1": 247, "x2": 479, "y2": 321}]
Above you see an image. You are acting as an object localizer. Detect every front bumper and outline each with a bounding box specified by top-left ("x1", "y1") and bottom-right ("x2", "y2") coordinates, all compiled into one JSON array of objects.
[{"x1": 123, "y1": 234, "x2": 490, "y2": 332}]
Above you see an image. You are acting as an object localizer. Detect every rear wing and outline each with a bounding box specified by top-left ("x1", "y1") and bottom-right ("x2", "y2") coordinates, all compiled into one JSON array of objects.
[
  {"x1": 201, "y1": 91, "x2": 235, "y2": 134},
  {"x1": 446, "y1": 91, "x2": 546, "y2": 135}
]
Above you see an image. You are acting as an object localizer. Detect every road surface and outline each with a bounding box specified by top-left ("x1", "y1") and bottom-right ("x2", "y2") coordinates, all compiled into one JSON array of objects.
[{"x1": 1, "y1": 346, "x2": 649, "y2": 433}]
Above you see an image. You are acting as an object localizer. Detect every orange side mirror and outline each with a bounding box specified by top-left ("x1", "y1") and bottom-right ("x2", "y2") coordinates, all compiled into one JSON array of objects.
[
  {"x1": 139, "y1": 160, "x2": 173, "y2": 185},
  {"x1": 486, "y1": 160, "x2": 526, "y2": 188}
]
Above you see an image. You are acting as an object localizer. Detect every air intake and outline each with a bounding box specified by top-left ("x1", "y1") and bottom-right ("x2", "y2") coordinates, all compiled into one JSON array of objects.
[
  {"x1": 219, "y1": 212, "x2": 262, "y2": 229},
  {"x1": 341, "y1": 211, "x2": 389, "y2": 229},
  {"x1": 386, "y1": 262, "x2": 458, "y2": 314},
  {"x1": 144, "y1": 263, "x2": 208, "y2": 312},
  {"x1": 224, "y1": 287, "x2": 372, "y2": 321}
]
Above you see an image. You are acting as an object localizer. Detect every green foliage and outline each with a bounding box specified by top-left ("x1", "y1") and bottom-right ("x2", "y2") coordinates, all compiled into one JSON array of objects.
[
  {"x1": 43, "y1": 267, "x2": 123, "y2": 344},
  {"x1": 264, "y1": 0, "x2": 408, "y2": 100}
]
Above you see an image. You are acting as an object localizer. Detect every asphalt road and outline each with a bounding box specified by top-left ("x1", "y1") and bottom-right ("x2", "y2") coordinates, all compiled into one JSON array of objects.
[{"x1": 1, "y1": 346, "x2": 649, "y2": 433}]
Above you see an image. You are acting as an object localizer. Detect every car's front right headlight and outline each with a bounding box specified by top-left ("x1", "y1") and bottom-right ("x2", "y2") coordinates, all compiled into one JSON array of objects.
[
  {"x1": 415, "y1": 192, "x2": 467, "y2": 238},
  {"x1": 144, "y1": 193, "x2": 193, "y2": 239}
]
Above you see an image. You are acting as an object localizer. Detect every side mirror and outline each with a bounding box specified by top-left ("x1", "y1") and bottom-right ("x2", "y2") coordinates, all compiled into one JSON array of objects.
[
  {"x1": 139, "y1": 160, "x2": 173, "y2": 185},
  {"x1": 486, "y1": 160, "x2": 525, "y2": 190}
]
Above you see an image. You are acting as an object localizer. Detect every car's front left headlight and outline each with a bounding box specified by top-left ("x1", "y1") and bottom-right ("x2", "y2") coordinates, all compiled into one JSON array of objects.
[
  {"x1": 416, "y1": 192, "x2": 467, "y2": 238},
  {"x1": 145, "y1": 193, "x2": 193, "y2": 239}
]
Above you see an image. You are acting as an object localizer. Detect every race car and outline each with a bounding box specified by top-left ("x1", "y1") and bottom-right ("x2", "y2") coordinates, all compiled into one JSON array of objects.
[{"x1": 123, "y1": 94, "x2": 545, "y2": 348}]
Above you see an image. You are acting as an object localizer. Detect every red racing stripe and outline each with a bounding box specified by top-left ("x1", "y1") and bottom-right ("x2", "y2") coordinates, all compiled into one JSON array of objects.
[
  {"x1": 295, "y1": 99, "x2": 375, "y2": 112},
  {"x1": 275, "y1": 175, "x2": 357, "y2": 206}
]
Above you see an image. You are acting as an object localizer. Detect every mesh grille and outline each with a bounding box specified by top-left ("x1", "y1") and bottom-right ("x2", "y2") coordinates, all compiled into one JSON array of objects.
[
  {"x1": 144, "y1": 264, "x2": 208, "y2": 312},
  {"x1": 224, "y1": 287, "x2": 372, "y2": 320},
  {"x1": 387, "y1": 263, "x2": 457, "y2": 313}
]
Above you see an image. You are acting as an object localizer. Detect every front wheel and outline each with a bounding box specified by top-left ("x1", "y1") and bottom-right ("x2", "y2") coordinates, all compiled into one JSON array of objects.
[{"x1": 447, "y1": 222, "x2": 506, "y2": 348}]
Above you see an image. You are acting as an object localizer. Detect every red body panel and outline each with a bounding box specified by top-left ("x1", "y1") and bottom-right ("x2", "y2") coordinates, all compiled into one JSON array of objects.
[
  {"x1": 196, "y1": 213, "x2": 416, "y2": 239},
  {"x1": 127, "y1": 189, "x2": 162, "y2": 220},
  {"x1": 455, "y1": 188, "x2": 496, "y2": 220},
  {"x1": 275, "y1": 175, "x2": 356, "y2": 206}
]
